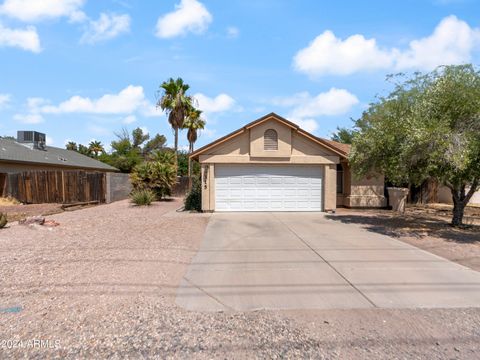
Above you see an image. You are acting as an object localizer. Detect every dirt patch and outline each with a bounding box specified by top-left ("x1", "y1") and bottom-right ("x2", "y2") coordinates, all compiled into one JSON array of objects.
[
  {"x1": 0, "y1": 203, "x2": 64, "y2": 222},
  {"x1": 0, "y1": 200, "x2": 479, "y2": 359},
  {"x1": 330, "y1": 206, "x2": 480, "y2": 271}
]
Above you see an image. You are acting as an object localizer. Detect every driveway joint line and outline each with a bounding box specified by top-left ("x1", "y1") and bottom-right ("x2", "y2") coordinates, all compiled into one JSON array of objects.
[
  {"x1": 183, "y1": 276, "x2": 235, "y2": 311},
  {"x1": 271, "y1": 213, "x2": 378, "y2": 308}
]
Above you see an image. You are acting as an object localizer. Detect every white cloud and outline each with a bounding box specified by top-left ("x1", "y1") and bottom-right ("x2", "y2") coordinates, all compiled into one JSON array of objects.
[
  {"x1": 290, "y1": 118, "x2": 318, "y2": 133},
  {"x1": 40, "y1": 85, "x2": 148, "y2": 114},
  {"x1": 46, "y1": 135, "x2": 54, "y2": 145},
  {"x1": 0, "y1": 93, "x2": 11, "y2": 108},
  {"x1": 227, "y1": 26, "x2": 239, "y2": 38},
  {"x1": 122, "y1": 114, "x2": 136, "y2": 124},
  {"x1": 271, "y1": 88, "x2": 359, "y2": 134},
  {"x1": 0, "y1": 23, "x2": 41, "y2": 52},
  {"x1": 294, "y1": 30, "x2": 393, "y2": 76},
  {"x1": 26, "y1": 97, "x2": 49, "y2": 109},
  {"x1": 194, "y1": 93, "x2": 235, "y2": 113},
  {"x1": 13, "y1": 113, "x2": 44, "y2": 124},
  {"x1": 139, "y1": 126, "x2": 149, "y2": 135},
  {"x1": 273, "y1": 88, "x2": 359, "y2": 118},
  {"x1": 0, "y1": 0, "x2": 86, "y2": 22},
  {"x1": 294, "y1": 15, "x2": 480, "y2": 76},
  {"x1": 395, "y1": 15, "x2": 480, "y2": 70},
  {"x1": 14, "y1": 86, "x2": 158, "y2": 124},
  {"x1": 81, "y1": 13, "x2": 131, "y2": 44},
  {"x1": 155, "y1": 0, "x2": 212, "y2": 38}
]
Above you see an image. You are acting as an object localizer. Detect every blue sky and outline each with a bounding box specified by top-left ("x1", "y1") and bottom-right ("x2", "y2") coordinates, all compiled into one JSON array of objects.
[{"x1": 0, "y1": 0, "x2": 479, "y2": 151}]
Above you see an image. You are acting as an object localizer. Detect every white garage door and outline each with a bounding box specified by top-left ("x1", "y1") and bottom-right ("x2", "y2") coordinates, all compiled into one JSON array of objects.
[{"x1": 215, "y1": 165, "x2": 323, "y2": 211}]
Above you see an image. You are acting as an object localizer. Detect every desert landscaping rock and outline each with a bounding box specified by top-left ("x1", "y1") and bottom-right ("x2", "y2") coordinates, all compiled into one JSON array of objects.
[{"x1": 0, "y1": 199, "x2": 479, "y2": 359}]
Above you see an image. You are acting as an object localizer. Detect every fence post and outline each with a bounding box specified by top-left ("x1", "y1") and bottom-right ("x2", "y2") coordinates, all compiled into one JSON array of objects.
[{"x1": 61, "y1": 171, "x2": 66, "y2": 204}]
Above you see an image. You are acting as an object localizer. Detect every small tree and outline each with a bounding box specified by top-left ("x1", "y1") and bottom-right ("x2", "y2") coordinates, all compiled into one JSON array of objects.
[
  {"x1": 78, "y1": 144, "x2": 92, "y2": 156},
  {"x1": 130, "y1": 161, "x2": 177, "y2": 199},
  {"x1": 143, "y1": 134, "x2": 167, "y2": 155},
  {"x1": 350, "y1": 65, "x2": 480, "y2": 227},
  {"x1": 88, "y1": 140, "x2": 104, "y2": 158},
  {"x1": 66, "y1": 141, "x2": 78, "y2": 151},
  {"x1": 331, "y1": 126, "x2": 356, "y2": 144}
]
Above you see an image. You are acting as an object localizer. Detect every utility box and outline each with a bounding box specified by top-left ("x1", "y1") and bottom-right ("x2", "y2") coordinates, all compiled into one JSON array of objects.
[{"x1": 387, "y1": 187, "x2": 409, "y2": 213}]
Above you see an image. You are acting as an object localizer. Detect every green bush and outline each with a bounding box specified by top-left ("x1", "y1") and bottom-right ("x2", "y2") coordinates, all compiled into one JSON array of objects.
[
  {"x1": 130, "y1": 189, "x2": 156, "y2": 206},
  {"x1": 130, "y1": 160, "x2": 177, "y2": 199},
  {"x1": 184, "y1": 176, "x2": 202, "y2": 211}
]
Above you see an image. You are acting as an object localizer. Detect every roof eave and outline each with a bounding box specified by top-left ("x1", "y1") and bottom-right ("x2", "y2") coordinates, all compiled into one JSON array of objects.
[{"x1": 0, "y1": 158, "x2": 119, "y2": 172}]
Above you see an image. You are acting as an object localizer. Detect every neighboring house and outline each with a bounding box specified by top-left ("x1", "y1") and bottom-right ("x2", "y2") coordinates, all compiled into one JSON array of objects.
[
  {"x1": 0, "y1": 131, "x2": 130, "y2": 204},
  {"x1": 190, "y1": 113, "x2": 386, "y2": 212},
  {"x1": 438, "y1": 186, "x2": 480, "y2": 207},
  {"x1": 0, "y1": 131, "x2": 117, "y2": 173},
  {"x1": 409, "y1": 179, "x2": 480, "y2": 207}
]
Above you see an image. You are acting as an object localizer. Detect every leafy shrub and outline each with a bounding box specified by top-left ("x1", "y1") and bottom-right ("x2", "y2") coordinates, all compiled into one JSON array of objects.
[
  {"x1": 184, "y1": 176, "x2": 202, "y2": 211},
  {"x1": 0, "y1": 197, "x2": 20, "y2": 206},
  {"x1": 130, "y1": 161, "x2": 177, "y2": 199},
  {"x1": 148, "y1": 149, "x2": 175, "y2": 165},
  {"x1": 130, "y1": 189, "x2": 156, "y2": 206}
]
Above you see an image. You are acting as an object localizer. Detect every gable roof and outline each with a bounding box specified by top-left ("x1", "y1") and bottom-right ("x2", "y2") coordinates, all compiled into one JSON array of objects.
[
  {"x1": 190, "y1": 112, "x2": 351, "y2": 159},
  {"x1": 0, "y1": 138, "x2": 118, "y2": 171}
]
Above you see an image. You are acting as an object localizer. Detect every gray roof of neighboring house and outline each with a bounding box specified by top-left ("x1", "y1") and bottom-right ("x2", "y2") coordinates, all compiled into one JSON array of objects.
[{"x1": 0, "y1": 138, "x2": 118, "y2": 171}]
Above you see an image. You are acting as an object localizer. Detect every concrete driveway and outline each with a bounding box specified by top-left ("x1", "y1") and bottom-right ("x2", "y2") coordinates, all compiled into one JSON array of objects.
[{"x1": 177, "y1": 212, "x2": 480, "y2": 311}]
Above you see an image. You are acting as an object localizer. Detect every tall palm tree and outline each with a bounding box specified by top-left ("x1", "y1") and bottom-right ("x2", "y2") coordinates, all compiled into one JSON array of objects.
[
  {"x1": 66, "y1": 141, "x2": 78, "y2": 151},
  {"x1": 184, "y1": 108, "x2": 206, "y2": 153},
  {"x1": 156, "y1": 77, "x2": 193, "y2": 167},
  {"x1": 183, "y1": 108, "x2": 206, "y2": 177},
  {"x1": 88, "y1": 140, "x2": 104, "y2": 158}
]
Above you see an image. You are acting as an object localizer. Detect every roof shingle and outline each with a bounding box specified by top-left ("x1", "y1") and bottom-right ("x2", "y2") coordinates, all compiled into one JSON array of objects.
[{"x1": 0, "y1": 138, "x2": 117, "y2": 171}]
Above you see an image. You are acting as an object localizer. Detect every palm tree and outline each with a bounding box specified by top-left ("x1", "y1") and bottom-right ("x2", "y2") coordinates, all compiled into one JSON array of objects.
[
  {"x1": 156, "y1": 77, "x2": 193, "y2": 167},
  {"x1": 184, "y1": 108, "x2": 206, "y2": 153},
  {"x1": 183, "y1": 107, "x2": 206, "y2": 177},
  {"x1": 88, "y1": 140, "x2": 104, "y2": 158},
  {"x1": 66, "y1": 141, "x2": 78, "y2": 151}
]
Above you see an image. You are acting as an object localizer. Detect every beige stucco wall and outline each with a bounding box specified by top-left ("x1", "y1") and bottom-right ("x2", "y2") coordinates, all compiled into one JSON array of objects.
[
  {"x1": 250, "y1": 119, "x2": 291, "y2": 157},
  {"x1": 438, "y1": 185, "x2": 480, "y2": 206},
  {"x1": 344, "y1": 169, "x2": 386, "y2": 208},
  {"x1": 324, "y1": 164, "x2": 337, "y2": 211},
  {"x1": 201, "y1": 163, "x2": 216, "y2": 211},
  {"x1": 196, "y1": 115, "x2": 384, "y2": 211}
]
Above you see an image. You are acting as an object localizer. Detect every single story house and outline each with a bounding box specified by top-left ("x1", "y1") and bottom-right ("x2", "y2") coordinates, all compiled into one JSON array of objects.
[
  {"x1": 190, "y1": 113, "x2": 386, "y2": 212},
  {"x1": 0, "y1": 131, "x2": 117, "y2": 174},
  {"x1": 0, "y1": 131, "x2": 129, "y2": 204}
]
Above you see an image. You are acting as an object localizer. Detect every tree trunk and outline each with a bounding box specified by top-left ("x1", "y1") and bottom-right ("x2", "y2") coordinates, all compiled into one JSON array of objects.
[
  {"x1": 451, "y1": 196, "x2": 465, "y2": 227},
  {"x1": 187, "y1": 142, "x2": 193, "y2": 189},
  {"x1": 174, "y1": 127, "x2": 178, "y2": 170},
  {"x1": 188, "y1": 142, "x2": 192, "y2": 178},
  {"x1": 449, "y1": 179, "x2": 478, "y2": 227}
]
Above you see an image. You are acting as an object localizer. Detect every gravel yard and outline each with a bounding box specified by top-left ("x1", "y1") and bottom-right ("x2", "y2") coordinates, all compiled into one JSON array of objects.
[{"x1": 1, "y1": 199, "x2": 479, "y2": 359}]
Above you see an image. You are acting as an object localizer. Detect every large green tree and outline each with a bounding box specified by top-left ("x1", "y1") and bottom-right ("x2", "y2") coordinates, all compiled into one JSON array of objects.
[
  {"x1": 157, "y1": 77, "x2": 193, "y2": 166},
  {"x1": 350, "y1": 65, "x2": 480, "y2": 226}
]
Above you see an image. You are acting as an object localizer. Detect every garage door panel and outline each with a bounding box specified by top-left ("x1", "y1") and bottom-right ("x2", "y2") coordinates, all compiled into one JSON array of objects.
[
  {"x1": 215, "y1": 165, "x2": 323, "y2": 212},
  {"x1": 310, "y1": 189, "x2": 322, "y2": 196}
]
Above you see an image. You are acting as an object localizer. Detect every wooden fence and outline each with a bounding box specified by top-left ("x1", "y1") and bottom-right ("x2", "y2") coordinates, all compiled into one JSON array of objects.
[
  {"x1": 172, "y1": 176, "x2": 190, "y2": 197},
  {"x1": 4, "y1": 170, "x2": 106, "y2": 204}
]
